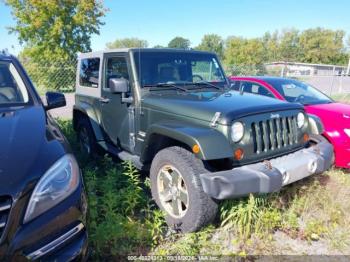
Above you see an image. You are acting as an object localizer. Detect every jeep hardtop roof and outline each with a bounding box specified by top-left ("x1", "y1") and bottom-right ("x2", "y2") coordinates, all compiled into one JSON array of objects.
[{"x1": 78, "y1": 48, "x2": 216, "y2": 59}]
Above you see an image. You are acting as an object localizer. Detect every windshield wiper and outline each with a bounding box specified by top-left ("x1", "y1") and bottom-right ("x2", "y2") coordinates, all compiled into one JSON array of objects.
[
  {"x1": 186, "y1": 81, "x2": 222, "y2": 90},
  {"x1": 144, "y1": 83, "x2": 188, "y2": 92}
]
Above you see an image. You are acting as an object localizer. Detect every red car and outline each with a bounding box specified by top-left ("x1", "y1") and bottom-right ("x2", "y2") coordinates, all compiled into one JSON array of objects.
[{"x1": 230, "y1": 76, "x2": 350, "y2": 169}]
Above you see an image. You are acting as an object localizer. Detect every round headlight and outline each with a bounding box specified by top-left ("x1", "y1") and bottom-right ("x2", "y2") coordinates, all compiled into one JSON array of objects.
[
  {"x1": 232, "y1": 122, "x2": 244, "y2": 142},
  {"x1": 297, "y1": 112, "x2": 305, "y2": 128}
]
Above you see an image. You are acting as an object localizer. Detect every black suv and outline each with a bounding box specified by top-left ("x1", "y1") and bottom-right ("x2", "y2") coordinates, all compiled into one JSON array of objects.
[{"x1": 0, "y1": 51, "x2": 87, "y2": 260}]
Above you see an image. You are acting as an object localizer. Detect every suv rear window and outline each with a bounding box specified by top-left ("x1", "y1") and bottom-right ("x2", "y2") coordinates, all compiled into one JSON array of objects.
[
  {"x1": 79, "y1": 58, "x2": 100, "y2": 88},
  {"x1": 0, "y1": 61, "x2": 29, "y2": 105}
]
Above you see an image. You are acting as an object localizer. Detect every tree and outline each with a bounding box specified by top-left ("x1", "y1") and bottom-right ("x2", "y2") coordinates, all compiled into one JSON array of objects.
[
  {"x1": 262, "y1": 31, "x2": 280, "y2": 62},
  {"x1": 299, "y1": 28, "x2": 347, "y2": 64},
  {"x1": 225, "y1": 36, "x2": 265, "y2": 65},
  {"x1": 6, "y1": 0, "x2": 106, "y2": 61},
  {"x1": 168, "y1": 37, "x2": 190, "y2": 49},
  {"x1": 278, "y1": 28, "x2": 302, "y2": 62},
  {"x1": 196, "y1": 34, "x2": 224, "y2": 59},
  {"x1": 106, "y1": 37, "x2": 148, "y2": 49}
]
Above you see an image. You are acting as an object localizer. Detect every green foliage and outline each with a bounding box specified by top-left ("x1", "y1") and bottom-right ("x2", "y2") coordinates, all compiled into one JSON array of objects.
[
  {"x1": 278, "y1": 28, "x2": 301, "y2": 62},
  {"x1": 220, "y1": 194, "x2": 281, "y2": 239},
  {"x1": 145, "y1": 209, "x2": 167, "y2": 248},
  {"x1": 304, "y1": 220, "x2": 327, "y2": 241},
  {"x1": 6, "y1": 0, "x2": 105, "y2": 61},
  {"x1": 168, "y1": 36, "x2": 191, "y2": 49},
  {"x1": 225, "y1": 37, "x2": 266, "y2": 66},
  {"x1": 224, "y1": 27, "x2": 349, "y2": 68},
  {"x1": 196, "y1": 34, "x2": 224, "y2": 59},
  {"x1": 154, "y1": 226, "x2": 217, "y2": 256},
  {"x1": 299, "y1": 27, "x2": 347, "y2": 64},
  {"x1": 106, "y1": 37, "x2": 149, "y2": 49},
  {"x1": 57, "y1": 120, "x2": 167, "y2": 258},
  {"x1": 6, "y1": 0, "x2": 105, "y2": 91}
]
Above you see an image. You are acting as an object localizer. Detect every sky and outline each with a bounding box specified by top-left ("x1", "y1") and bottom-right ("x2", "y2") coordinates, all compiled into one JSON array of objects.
[{"x1": 1, "y1": 0, "x2": 350, "y2": 55}]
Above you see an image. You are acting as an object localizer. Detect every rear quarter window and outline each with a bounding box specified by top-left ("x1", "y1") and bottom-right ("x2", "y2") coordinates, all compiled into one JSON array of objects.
[{"x1": 79, "y1": 58, "x2": 100, "y2": 88}]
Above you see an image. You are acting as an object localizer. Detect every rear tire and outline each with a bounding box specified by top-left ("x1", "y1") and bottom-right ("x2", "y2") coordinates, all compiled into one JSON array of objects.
[
  {"x1": 77, "y1": 117, "x2": 102, "y2": 158},
  {"x1": 150, "y1": 146, "x2": 218, "y2": 233}
]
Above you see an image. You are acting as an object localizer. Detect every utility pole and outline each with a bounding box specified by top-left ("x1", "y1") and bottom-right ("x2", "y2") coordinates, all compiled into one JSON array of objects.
[{"x1": 347, "y1": 57, "x2": 350, "y2": 76}]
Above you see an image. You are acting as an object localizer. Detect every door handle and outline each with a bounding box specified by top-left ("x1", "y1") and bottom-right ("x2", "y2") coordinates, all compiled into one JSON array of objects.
[{"x1": 100, "y1": 97, "x2": 110, "y2": 103}]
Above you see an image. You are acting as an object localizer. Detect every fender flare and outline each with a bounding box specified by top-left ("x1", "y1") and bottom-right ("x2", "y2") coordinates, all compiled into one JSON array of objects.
[
  {"x1": 141, "y1": 122, "x2": 233, "y2": 161},
  {"x1": 73, "y1": 103, "x2": 105, "y2": 141},
  {"x1": 307, "y1": 113, "x2": 324, "y2": 135}
]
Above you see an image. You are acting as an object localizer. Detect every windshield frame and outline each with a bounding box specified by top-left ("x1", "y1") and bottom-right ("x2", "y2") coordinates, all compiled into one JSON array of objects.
[
  {"x1": 264, "y1": 78, "x2": 333, "y2": 105},
  {"x1": 0, "y1": 59, "x2": 35, "y2": 108},
  {"x1": 131, "y1": 49, "x2": 229, "y2": 93}
]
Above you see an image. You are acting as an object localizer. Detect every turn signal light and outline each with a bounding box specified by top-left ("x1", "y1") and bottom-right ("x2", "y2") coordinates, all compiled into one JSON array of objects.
[
  {"x1": 234, "y1": 148, "x2": 244, "y2": 160},
  {"x1": 192, "y1": 144, "x2": 200, "y2": 154},
  {"x1": 303, "y1": 133, "x2": 310, "y2": 143}
]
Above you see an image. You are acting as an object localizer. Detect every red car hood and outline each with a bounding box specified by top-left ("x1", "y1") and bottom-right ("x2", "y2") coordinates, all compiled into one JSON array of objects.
[{"x1": 305, "y1": 102, "x2": 350, "y2": 128}]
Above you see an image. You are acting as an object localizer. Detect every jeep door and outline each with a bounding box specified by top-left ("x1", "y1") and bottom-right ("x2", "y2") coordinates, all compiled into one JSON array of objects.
[{"x1": 100, "y1": 54, "x2": 135, "y2": 152}]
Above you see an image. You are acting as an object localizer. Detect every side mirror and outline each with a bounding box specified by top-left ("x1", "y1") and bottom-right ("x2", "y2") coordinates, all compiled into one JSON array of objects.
[
  {"x1": 109, "y1": 78, "x2": 129, "y2": 93},
  {"x1": 45, "y1": 92, "x2": 66, "y2": 110}
]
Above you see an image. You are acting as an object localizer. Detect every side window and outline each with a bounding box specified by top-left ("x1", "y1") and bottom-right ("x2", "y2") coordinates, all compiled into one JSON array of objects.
[
  {"x1": 105, "y1": 57, "x2": 129, "y2": 89},
  {"x1": 79, "y1": 58, "x2": 100, "y2": 88},
  {"x1": 230, "y1": 80, "x2": 241, "y2": 91},
  {"x1": 241, "y1": 81, "x2": 274, "y2": 98}
]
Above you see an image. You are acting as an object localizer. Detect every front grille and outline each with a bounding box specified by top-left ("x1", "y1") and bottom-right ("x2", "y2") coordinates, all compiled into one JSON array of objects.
[
  {"x1": 0, "y1": 196, "x2": 11, "y2": 241},
  {"x1": 252, "y1": 116, "x2": 299, "y2": 154}
]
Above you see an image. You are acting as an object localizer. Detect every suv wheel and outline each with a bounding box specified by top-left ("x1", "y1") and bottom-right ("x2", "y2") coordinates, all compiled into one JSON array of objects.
[
  {"x1": 77, "y1": 118, "x2": 100, "y2": 158},
  {"x1": 150, "y1": 146, "x2": 218, "y2": 233}
]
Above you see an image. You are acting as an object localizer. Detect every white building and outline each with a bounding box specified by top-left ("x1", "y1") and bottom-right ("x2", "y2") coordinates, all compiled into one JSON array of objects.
[{"x1": 265, "y1": 61, "x2": 347, "y2": 76}]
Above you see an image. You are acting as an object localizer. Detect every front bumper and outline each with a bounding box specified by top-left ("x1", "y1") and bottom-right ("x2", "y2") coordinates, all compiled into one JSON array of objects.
[{"x1": 200, "y1": 139, "x2": 334, "y2": 200}]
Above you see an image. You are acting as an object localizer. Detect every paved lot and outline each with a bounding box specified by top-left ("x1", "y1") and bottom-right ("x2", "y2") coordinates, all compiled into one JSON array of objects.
[
  {"x1": 43, "y1": 93, "x2": 75, "y2": 119},
  {"x1": 297, "y1": 76, "x2": 350, "y2": 95}
]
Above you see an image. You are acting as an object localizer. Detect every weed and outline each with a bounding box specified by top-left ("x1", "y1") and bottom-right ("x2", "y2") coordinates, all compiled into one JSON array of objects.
[
  {"x1": 304, "y1": 220, "x2": 327, "y2": 241},
  {"x1": 220, "y1": 194, "x2": 278, "y2": 240}
]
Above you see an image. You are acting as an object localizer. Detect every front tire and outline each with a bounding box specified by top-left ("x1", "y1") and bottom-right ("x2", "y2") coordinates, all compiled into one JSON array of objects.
[{"x1": 150, "y1": 146, "x2": 218, "y2": 233}]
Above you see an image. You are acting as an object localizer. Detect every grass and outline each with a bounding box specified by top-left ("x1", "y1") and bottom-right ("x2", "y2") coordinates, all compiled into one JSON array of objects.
[
  {"x1": 58, "y1": 120, "x2": 167, "y2": 260},
  {"x1": 58, "y1": 119, "x2": 350, "y2": 259}
]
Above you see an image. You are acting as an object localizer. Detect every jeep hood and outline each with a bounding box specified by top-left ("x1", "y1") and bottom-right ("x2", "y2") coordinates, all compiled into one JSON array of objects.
[
  {"x1": 0, "y1": 106, "x2": 66, "y2": 196},
  {"x1": 142, "y1": 90, "x2": 303, "y2": 125}
]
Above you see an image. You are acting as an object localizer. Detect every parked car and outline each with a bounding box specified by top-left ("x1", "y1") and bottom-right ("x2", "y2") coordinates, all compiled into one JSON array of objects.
[
  {"x1": 73, "y1": 48, "x2": 333, "y2": 232},
  {"x1": 230, "y1": 76, "x2": 349, "y2": 169},
  {"x1": 0, "y1": 51, "x2": 88, "y2": 260}
]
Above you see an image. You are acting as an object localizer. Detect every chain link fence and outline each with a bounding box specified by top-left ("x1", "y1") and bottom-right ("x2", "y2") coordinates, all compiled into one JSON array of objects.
[{"x1": 20, "y1": 58, "x2": 77, "y2": 94}]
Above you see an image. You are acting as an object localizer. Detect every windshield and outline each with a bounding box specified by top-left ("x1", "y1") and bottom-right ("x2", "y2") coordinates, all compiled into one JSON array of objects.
[
  {"x1": 264, "y1": 78, "x2": 332, "y2": 105},
  {"x1": 133, "y1": 51, "x2": 226, "y2": 88},
  {"x1": 0, "y1": 61, "x2": 30, "y2": 106}
]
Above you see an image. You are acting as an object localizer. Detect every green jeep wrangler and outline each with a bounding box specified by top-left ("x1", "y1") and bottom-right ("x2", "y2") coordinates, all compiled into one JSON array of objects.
[{"x1": 73, "y1": 48, "x2": 333, "y2": 232}]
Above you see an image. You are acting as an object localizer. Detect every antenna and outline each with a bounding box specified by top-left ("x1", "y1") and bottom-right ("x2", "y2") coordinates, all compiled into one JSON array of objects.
[{"x1": 138, "y1": 33, "x2": 142, "y2": 89}]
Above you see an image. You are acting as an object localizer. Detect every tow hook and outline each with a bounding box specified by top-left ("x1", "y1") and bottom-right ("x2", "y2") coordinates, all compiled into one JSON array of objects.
[{"x1": 313, "y1": 147, "x2": 321, "y2": 155}]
